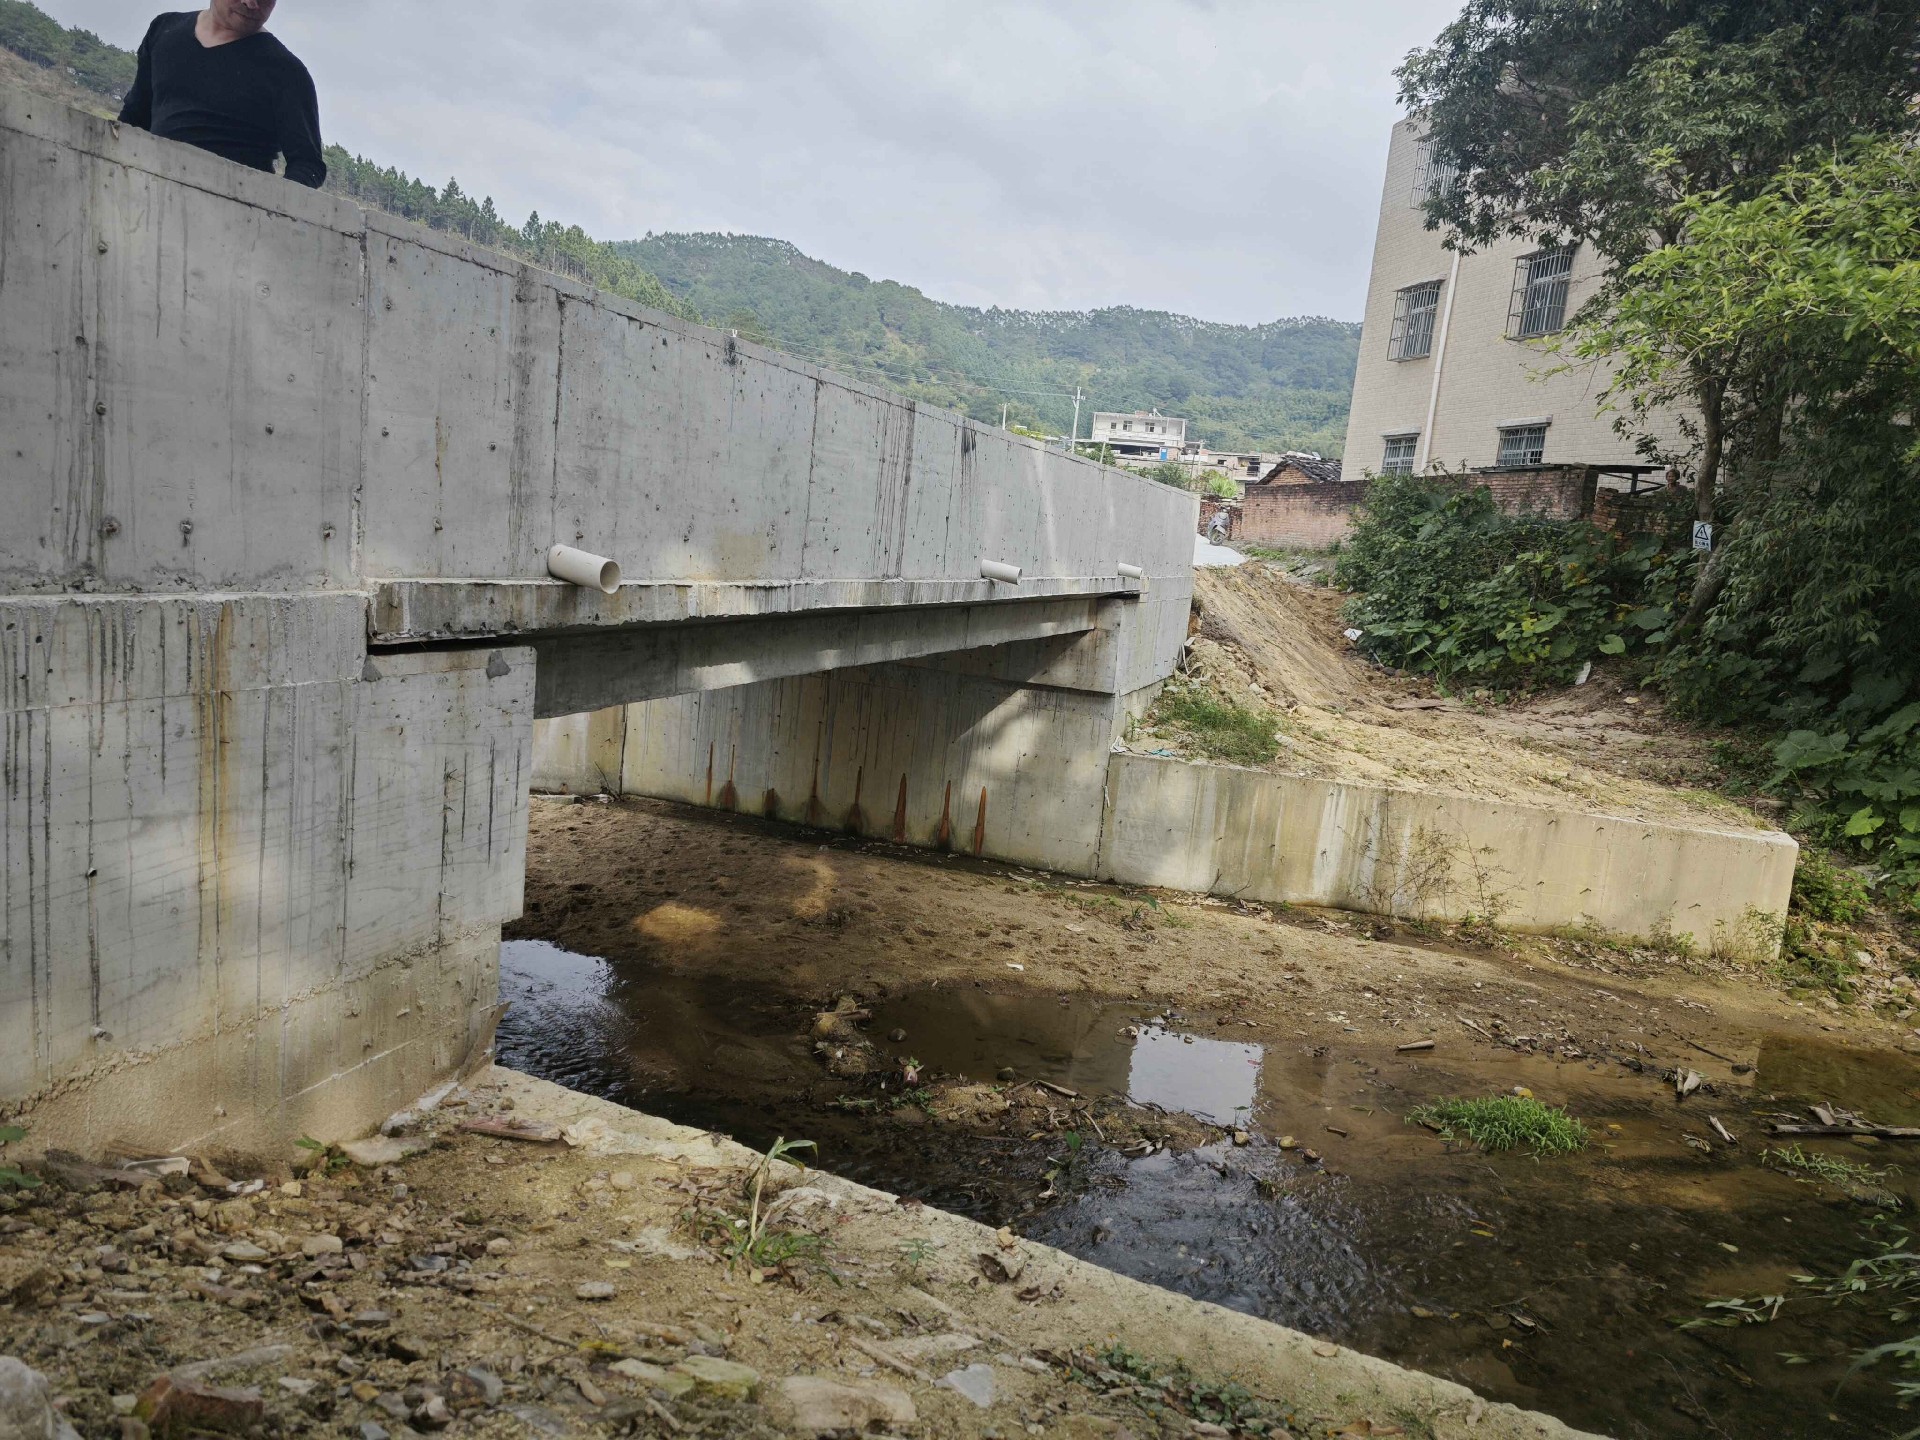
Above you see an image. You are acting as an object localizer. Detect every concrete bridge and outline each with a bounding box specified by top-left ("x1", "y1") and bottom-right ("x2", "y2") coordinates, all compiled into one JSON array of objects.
[{"x1": 0, "y1": 90, "x2": 1196, "y2": 1157}]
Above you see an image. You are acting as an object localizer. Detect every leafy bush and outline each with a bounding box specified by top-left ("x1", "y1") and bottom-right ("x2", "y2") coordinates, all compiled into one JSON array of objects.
[
  {"x1": 1151, "y1": 686, "x2": 1280, "y2": 767},
  {"x1": 1791, "y1": 852, "x2": 1873, "y2": 926},
  {"x1": 1337, "y1": 473, "x2": 1671, "y2": 689}
]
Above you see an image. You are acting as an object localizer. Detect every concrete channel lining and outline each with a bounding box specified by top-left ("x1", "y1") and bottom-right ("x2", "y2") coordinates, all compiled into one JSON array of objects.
[
  {"x1": 1100, "y1": 755, "x2": 1798, "y2": 959},
  {"x1": 487, "y1": 1066, "x2": 1606, "y2": 1440}
]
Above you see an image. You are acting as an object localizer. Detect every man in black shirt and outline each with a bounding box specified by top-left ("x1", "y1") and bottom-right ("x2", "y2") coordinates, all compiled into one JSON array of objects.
[{"x1": 119, "y1": 2, "x2": 325, "y2": 188}]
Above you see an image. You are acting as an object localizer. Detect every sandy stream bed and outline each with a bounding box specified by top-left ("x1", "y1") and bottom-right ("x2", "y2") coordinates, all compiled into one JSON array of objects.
[{"x1": 5, "y1": 797, "x2": 1919, "y2": 1440}]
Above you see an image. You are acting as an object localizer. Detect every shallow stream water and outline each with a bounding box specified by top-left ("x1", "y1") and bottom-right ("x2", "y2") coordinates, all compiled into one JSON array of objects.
[{"x1": 497, "y1": 937, "x2": 1919, "y2": 1439}]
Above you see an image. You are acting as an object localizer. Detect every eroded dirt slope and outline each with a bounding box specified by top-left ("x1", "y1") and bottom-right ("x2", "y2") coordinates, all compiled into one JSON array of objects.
[{"x1": 1127, "y1": 563, "x2": 1768, "y2": 830}]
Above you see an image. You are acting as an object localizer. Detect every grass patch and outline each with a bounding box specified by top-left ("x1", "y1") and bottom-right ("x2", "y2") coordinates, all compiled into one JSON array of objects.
[
  {"x1": 1407, "y1": 1096, "x2": 1590, "y2": 1156},
  {"x1": 1058, "y1": 1343, "x2": 1309, "y2": 1435},
  {"x1": 1763, "y1": 1143, "x2": 1896, "y2": 1191},
  {"x1": 1152, "y1": 685, "x2": 1280, "y2": 767}
]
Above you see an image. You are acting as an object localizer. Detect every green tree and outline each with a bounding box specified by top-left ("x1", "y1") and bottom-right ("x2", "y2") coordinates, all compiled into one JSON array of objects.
[
  {"x1": 1566, "y1": 141, "x2": 1920, "y2": 881},
  {"x1": 1399, "y1": 1, "x2": 1920, "y2": 523}
]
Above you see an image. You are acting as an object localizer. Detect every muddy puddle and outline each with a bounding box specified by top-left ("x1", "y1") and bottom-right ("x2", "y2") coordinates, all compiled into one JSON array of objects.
[{"x1": 498, "y1": 937, "x2": 1920, "y2": 1439}]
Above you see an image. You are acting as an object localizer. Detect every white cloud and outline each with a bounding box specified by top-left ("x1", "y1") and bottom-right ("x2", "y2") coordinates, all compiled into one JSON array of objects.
[{"x1": 49, "y1": 0, "x2": 1460, "y2": 321}]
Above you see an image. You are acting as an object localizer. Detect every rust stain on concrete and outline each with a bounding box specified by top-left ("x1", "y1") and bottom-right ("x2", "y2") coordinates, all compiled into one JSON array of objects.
[{"x1": 844, "y1": 767, "x2": 866, "y2": 835}]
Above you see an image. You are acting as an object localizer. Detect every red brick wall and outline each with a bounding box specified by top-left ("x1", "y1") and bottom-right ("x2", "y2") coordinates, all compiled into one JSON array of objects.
[
  {"x1": 1470, "y1": 466, "x2": 1597, "y2": 522},
  {"x1": 1237, "y1": 467, "x2": 1603, "y2": 552},
  {"x1": 1198, "y1": 497, "x2": 1240, "y2": 538},
  {"x1": 1239, "y1": 480, "x2": 1371, "y2": 550},
  {"x1": 1592, "y1": 488, "x2": 1672, "y2": 537}
]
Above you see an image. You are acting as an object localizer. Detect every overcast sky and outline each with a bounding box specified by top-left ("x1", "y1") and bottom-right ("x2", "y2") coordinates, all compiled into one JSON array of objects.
[{"x1": 45, "y1": 0, "x2": 1460, "y2": 324}]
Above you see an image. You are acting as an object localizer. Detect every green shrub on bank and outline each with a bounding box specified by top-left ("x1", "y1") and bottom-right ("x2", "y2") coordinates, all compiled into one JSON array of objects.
[{"x1": 1336, "y1": 473, "x2": 1673, "y2": 690}]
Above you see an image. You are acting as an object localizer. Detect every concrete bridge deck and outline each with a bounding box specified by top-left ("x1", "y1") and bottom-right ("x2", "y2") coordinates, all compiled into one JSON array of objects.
[{"x1": 0, "y1": 87, "x2": 1196, "y2": 1155}]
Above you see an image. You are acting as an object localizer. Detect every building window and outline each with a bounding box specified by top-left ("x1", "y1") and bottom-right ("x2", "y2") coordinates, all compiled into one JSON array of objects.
[
  {"x1": 1411, "y1": 138, "x2": 1459, "y2": 207},
  {"x1": 1497, "y1": 424, "x2": 1548, "y2": 468},
  {"x1": 1388, "y1": 280, "x2": 1443, "y2": 361},
  {"x1": 1509, "y1": 247, "x2": 1575, "y2": 338},
  {"x1": 1381, "y1": 435, "x2": 1418, "y2": 475},
  {"x1": 1122, "y1": 421, "x2": 1132, "y2": 432}
]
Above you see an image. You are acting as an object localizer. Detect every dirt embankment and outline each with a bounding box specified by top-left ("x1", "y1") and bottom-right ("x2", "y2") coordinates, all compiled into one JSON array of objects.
[{"x1": 1127, "y1": 562, "x2": 1771, "y2": 831}]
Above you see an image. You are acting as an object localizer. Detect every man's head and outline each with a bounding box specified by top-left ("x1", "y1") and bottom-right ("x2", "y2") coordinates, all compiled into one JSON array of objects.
[{"x1": 208, "y1": 0, "x2": 276, "y2": 36}]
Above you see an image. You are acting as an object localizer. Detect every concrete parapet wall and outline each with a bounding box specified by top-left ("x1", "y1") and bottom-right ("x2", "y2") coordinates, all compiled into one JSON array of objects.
[
  {"x1": 0, "y1": 592, "x2": 534, "y2": 1155},
  {"x1": 0, "y1": 86, "x2": 1196, "y2": 655},
  {"x1": 1099, "y1": 755, "x2": 1796, "y2": 957}
]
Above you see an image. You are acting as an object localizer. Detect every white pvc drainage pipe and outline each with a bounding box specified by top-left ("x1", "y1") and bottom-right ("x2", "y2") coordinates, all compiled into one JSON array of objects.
[
  {"x1": 548, "y1": 544, "x2": 621, "y2": 595},
  {"x1": 980, "y1": 559, "x2": 1023, "y2": 585},
  {"x1": 1117, "y1": 563, "x2": 1145, "y2": 580}
]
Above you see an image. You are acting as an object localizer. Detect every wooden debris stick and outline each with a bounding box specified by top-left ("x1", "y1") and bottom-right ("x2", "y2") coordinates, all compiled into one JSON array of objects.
[
  {"x1": 1768, "y1": 1124, "x2": 1920, "y2": 1140},
  {"x1": 461, "y1": 1117, "x2": 564, "y2": 1144},
  {"x1": 847, "y1": 1336, "x2": 932, "y2": 1383}
]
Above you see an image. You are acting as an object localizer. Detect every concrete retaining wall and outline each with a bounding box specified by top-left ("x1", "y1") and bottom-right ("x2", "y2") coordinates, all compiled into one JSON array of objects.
[
  {"x1": 0, "y1": 88, "x2": 1197, "y2": 609},
  {"x1": 1099, "y1": 755, "x2": 1796, "y2": 957}
]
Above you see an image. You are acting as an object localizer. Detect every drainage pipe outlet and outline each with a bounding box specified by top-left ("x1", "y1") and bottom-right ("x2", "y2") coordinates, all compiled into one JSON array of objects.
[
  {"x1": 980, "y1": 559, "x2": 1023, "y2": 585},
  {"x1": 1117, "y1": 563, "x2": 1145, "y2": 580},
  {"x1": 549, "y1": 544, "x2": 621, "y2": 594}
]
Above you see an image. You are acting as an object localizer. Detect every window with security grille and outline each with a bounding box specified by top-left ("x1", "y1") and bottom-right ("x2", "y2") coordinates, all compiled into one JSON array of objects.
[
  {"x1": 1411, "y1": 139, "x2": 1459, "y2": 207},
  {"x1": 1381, "y1": 435, "x2": 1419, "y2": 475},
  {"x1": 1388, "y1": 281, "x2": 1443, "y2": 361},
  {"x1": 1509, "y1": 248, "x2": 1575, "y2": 338},
  {"x1": 1496, "y1": 425, "x2": 1548, "y2": 467}
]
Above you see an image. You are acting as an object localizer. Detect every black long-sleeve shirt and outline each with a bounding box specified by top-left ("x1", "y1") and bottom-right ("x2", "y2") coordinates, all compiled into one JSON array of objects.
[{"x1": 118, "y1": 12, "x2": 326, "y2": 188}]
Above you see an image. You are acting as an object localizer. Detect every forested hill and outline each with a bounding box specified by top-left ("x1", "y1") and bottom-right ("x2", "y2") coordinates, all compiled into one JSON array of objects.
[
  {"x1": 623, "y1": 234, "x2": 1359, "y2": 453},
  {"x1": 2, "y1": 0, "x2": 1360, "y2": 453}
]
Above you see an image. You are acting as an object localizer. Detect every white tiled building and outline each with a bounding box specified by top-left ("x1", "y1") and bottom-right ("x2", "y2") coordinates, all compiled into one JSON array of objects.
[
  {"x1": 1342, "y1": 118, "x2": 1687, "y2": 478},
  {"x1": 1090, "y1": 411, "x2": 1187, "y2": 463}
]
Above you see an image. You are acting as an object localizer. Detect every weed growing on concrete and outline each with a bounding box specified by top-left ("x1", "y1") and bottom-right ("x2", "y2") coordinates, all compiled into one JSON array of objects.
[
  {"x1": 1407, "y1": 1096, "x2": 1589, "y2": 1156},
  {"x1": 0, "y1": 1125, "x2": 38, "y2": 1191},
  {"x1": 1057, "y1": 1342, "x2": 1307, "y2": 1435},
  {"x1": 294, "y1": 1136, "x2": 351, "y2": 1175},
  {"x1": 678, "y1": 1135, "x2": 829, "y2": 1277},
  {"x1": 896, "y1": 1236, "x2": 941, "y2": 1280},
  {"x1": 1152, "y1": 685, "x2": 1282, "y2": 767}
]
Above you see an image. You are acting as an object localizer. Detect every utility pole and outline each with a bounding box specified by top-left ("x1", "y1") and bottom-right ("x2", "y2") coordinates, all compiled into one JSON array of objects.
[
  {"x1": 1069, "y1": 387, "x2": 1084, "y2": 454},
  {"x1": 1001, "y1": 404, "x2": 1008, "y2": 430}
]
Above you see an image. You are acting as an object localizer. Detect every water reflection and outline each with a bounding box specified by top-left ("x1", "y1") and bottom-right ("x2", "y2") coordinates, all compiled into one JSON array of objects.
[
  {"x1": 862, "y1": 989, "x2": 1264, "y2": 1126},
  {"x1": 1129, "y1": 1028, "x2": 1262, "y2": 1125},
  {"x1": 1756, "y1": 1032, "x2": 1920, "y2": 1125}
]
